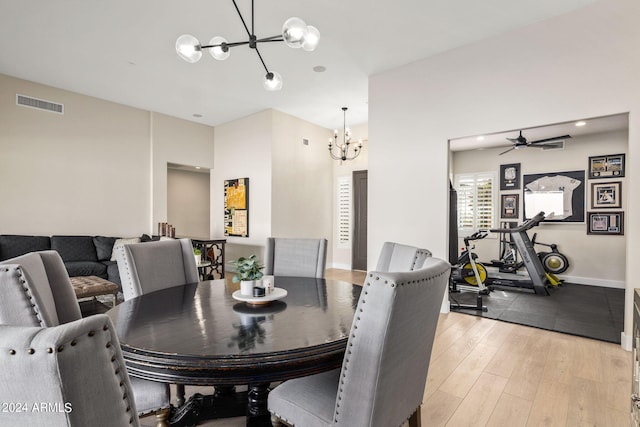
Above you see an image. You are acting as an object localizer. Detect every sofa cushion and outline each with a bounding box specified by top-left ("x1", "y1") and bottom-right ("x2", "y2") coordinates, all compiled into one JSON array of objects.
[
  {"x1": 0, "y1": 235, "x2": 51, "y2": 261},
  {"x1": 65, "y1": 261, "x2": 107, "y2": 278},
  {"x1": 93, "y1": 236, "x2": 117, "y2": 261},
  {"x1": 51, "y1": 236, "x2": 98, "y2": 262},
  {"x1": 104, "y1": 261, "x2": 122, "y2": 286}
]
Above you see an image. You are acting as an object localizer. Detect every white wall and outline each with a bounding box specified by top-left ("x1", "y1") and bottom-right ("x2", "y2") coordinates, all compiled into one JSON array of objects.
[
  {"x1": 369, "y1": 0, "x2": 640, "y2": 347},
  {"x1": 167, "y1": 168, "x2": 210, "y2": 238},
  {"x1": 453, "y1": 129, "x2": 627, "y2": 288},
  {"x1": 0, "y1": 74, "x2": 150, "y2": 236}
]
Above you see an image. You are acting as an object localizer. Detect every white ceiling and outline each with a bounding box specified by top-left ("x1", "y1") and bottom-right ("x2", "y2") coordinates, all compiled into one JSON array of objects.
[
  {"x1": 0, "y1": 0, "x2": 598, "y2": 130},
  {"x1": 449, "y1": 113, "x2": 629, "y2": 152}
]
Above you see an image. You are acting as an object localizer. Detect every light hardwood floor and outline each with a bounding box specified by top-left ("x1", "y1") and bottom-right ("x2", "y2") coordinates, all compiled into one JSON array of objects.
[{"x1": 143, "y1": 269, "x2": 631, "y2": 427}]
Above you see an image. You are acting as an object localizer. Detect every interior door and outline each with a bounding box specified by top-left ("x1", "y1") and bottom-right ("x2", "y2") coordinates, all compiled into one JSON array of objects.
[{"x1": 352, "y1": 170, "x2": 368, "y2": 270}]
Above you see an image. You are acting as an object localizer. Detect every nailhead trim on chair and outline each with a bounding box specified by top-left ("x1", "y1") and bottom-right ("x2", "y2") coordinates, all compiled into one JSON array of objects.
[
  {"x1": 117, "y1": 246, "x2": 137, "y2": 301},
  {"x1": 6, "y1": 322, "x2": 136, "y2": 424},
  {"x1": 9, "y1": 266, "x2": 45, "y2": 326}
]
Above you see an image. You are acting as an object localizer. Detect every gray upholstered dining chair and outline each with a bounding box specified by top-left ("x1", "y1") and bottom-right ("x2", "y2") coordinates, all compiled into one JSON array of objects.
[
  {"x1": 268, "y1": 256, "x2": 450, "y2": 427},
  {"x1": 376, "y1": 241, "x2": 432, "y2": 272},
  {"x1": 0, "y1": 251, "x2": 170, "y2": 426},
  {"x1": 264, "y1": 237, "x2": 327, "y2": 278},
  {"x1": 116, "y1": 237, "x2": 199, "y2": 407},
  {"x1": 0, "y1": 315, "x2": 140, "y2": 427},
  {"x1": 116, "y1": 238, "x2": 199, "y2": 300}
]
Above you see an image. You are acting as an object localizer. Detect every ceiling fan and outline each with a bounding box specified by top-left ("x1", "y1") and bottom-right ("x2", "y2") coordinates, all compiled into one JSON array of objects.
[{"x1": 499, "y1": 131, "x2": 571, "y2": 155}]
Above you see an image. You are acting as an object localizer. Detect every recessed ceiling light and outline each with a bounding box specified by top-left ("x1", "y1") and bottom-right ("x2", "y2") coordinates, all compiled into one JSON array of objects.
[
  {"x1": 193, "y1": 113, "x2": 203, "y2": 118},
  {"x1": 313, "y1": 65, "x2": 326, "y2": 73},
  {"x1": 476, "y1": 136, "x2": 485, "y2": 141},
  {"x1": 575, "y1": 121, "x2": 587, "y2": 127},
  {"x1": 195, "y1": 166, "x2": 201, "y2": 169}
]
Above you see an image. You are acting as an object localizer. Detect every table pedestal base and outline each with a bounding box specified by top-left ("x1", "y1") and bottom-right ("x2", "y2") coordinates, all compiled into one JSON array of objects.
[{"x1": 168, "y1": 384, "x2": 273, "y2": 427}]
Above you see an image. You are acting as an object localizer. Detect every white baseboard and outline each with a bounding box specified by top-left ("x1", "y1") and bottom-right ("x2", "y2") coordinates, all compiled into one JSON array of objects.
[
  {"x1": 329, "y1": 263, "x2": 353, "y2": 270},
  {"x1": 558, "y1": 275, "x2": 624, "y2": 289},
  {"x1": 621, "y1": 331, "x2": 632, "y2": 351}
]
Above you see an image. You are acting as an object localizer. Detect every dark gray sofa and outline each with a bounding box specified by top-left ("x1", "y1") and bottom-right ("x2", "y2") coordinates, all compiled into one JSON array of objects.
[{"x1": 0, "y1": 234, "x2": 131, "y2": 287}]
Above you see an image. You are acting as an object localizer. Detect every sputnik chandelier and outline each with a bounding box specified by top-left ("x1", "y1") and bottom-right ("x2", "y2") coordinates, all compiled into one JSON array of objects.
[
  {"x1": 328, "y1": 107, "x2": 363, "y2": 162},
  {"x1": 175, "y1": 0, "x2": 320, "y2": 91}
]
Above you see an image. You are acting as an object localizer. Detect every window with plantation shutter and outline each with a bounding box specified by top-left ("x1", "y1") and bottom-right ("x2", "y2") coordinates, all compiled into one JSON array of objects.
[
  {"x1": 337, "y1": 176, "x2": 351, "y2": 247},
  {"x1": 454, "y1": 172, "x2": 496, "y2": 233}
]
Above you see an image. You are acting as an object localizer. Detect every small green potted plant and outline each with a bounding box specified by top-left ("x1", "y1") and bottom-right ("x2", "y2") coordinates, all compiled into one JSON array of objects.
[
  {"x1": 193, "y1": 247, "x2": 202, "y2": 265},
  {"x1": 230, "y1": 255, "x2": 264, "y2": 295}
]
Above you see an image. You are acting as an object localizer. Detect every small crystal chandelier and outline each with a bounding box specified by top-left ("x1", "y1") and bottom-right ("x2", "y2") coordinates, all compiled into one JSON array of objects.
[
  {"x1": 175, "y1": 0, "x2": 320, "y2": 91},
  {"x1": 328, "y1": 107, "x2": 363, "y2": 162}
]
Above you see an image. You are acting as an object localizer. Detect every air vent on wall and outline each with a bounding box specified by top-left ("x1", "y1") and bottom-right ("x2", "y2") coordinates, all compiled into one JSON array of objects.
[
  {"x1": 16, "y1": 94, "x2": 64, "y2": 114},
  {"x1": 540, "y1": 140, "x2": 565, "y2": 151}
]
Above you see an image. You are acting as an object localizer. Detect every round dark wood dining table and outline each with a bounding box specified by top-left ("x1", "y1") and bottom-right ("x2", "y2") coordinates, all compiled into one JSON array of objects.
[{"x1": 106, "y1": 277, "x2": 362, "y2": 426}]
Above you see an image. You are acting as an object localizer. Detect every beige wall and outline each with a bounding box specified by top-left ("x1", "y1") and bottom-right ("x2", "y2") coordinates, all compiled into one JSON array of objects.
[
  {"x1": 369, "y1": 0, "x2": 639, "y2": 346},
  {"x1": 453, "y1": 128, "x2": 628, "y2": 288},
  {"x1": 151, "y1": 112, "x2": 214, "y2": 230},
  {"x1": 0, "y1": 74, "x2": 150, "y2": 236},
  {"x1": 271, "y1": 110, "x2": 334, "y2": 251},
  {"x1": 0, "y1": 73, "x2": 215, "y2": 238},
  {"x1": 212, "y1": 110, "x2": 273, "y2": 262},
  {"x1": 167, "y1": 168, "x2": 210, "y2": 238}
]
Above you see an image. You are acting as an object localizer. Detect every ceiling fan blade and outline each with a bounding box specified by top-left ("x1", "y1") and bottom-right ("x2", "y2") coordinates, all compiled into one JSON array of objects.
[
  {"x1": 529, "y1": 134, "x2": 572, "y2": 145},
  {"x1": 499, "y1": 146, "x2": 516, "y2": 155}
]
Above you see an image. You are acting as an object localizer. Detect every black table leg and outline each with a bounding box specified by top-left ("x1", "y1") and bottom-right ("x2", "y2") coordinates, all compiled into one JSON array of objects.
[{"x1": 246, "y1": 383, "x2": 272, "y2": 427}]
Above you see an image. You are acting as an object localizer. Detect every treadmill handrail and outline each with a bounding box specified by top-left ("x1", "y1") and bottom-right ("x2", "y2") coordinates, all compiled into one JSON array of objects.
[{"x1": 490, "y1": 211, "x2": 546, "y2": 233}]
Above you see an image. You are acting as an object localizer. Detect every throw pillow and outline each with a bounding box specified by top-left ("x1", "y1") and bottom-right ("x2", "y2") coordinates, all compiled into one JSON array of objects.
[
  {"x1": 93, "y1": 236, "x2": 117, "y2": 261},
  {"x1": 110, "y1": 237, "x2": 141, "y2": 261}
]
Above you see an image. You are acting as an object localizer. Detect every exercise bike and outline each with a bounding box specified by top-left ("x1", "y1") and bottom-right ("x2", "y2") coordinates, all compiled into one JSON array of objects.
[{"x1": 450, "y1": 231, "x2": 489, "y2": 312}]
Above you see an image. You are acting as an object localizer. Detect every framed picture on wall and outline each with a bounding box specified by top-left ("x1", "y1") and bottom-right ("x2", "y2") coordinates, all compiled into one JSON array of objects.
[
  {"x1": 587, "y1": 211, "x2": 624, "y2": 235},
  {"x1": 589, "y1": 153, "x2": 625, "y2": 179},
  {"x1": 523, "y1": 170, "x2": 585, "y2": 222},
  {"x1": 590, "y1": 181, "x2": 621, "y2": 209},
  {"x1": 500, "y1": 163, "x2": 521, "y2": 190},
  {"x1": 501, "y1": 194, "x2": 519, "y2": 219},
  {"x1": 224, "y1": 178, "x2": 249, "y2": 237}
]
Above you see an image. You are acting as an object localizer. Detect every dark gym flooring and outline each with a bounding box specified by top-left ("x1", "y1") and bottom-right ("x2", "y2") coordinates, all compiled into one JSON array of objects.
[{"x1": 449, "y1": 282, "x2": 625, "y2": 343}]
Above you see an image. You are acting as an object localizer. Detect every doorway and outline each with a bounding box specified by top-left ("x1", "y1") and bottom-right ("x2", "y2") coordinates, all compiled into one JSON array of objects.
[
  {"x1": 167, "y1": 163, "x2": 210, "y2": 238},
  {"x1": 352, "y1": 170, "x2": 368, "y2": 270}
]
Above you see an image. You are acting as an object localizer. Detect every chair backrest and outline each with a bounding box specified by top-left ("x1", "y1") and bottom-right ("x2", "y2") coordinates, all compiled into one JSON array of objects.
[
  {"x1": 334, "y1": 257, "x2": 450, "y2": 427},
  {"x1": 375, "y1": 241, "x2": 432, "y2": 272},
  {"x1": 116, "y1": 238, "x2": 199, "y2": 300},
  {"x1": 0, "y1": 315, "x2": 140, "y2": 427},
  {"x1": 264, "y1": 237, "x2": 327, "y2": 278},
  {"x1": 0, "y1": 251, "x2": 81, "y2": 327}
]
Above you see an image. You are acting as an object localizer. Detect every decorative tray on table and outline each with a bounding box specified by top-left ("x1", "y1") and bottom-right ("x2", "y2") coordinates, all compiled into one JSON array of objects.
[{"x1": 231, "y1": 287, "x2": 288, "y2": 305}]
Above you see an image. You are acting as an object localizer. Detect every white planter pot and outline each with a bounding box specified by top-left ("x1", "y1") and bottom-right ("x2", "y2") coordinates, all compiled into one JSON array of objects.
[
  {"x1": 240, "y1": 280, "x2": 255, "y2": 296},
  {"x1": 194, "y1": 254, "x2": 201, "y2": 265}
]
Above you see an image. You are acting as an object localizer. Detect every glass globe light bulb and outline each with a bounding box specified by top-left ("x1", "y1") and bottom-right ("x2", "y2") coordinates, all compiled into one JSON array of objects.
[
  {"x1": 208, "y1": 36, "x2": 230, "y2": 60},
  {"x1": 264, "y1": 71, "x2": 283, "y2": 91},
  {"x1": 175, "y1": 34, "x2": 202, "y2": 63},
  {"x1": 302, "y1": 25, "x2": 320, "y2": 51},
  {"x1": 282, "y1": 17, "x2": 308, "y2": 49}
]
